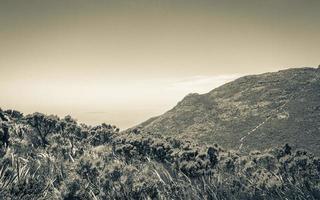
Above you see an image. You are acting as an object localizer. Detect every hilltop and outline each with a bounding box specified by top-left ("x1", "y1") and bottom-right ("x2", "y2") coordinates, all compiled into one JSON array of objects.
[{"x1": 131, "y1": 67, "x2": 320, "y2": 154}]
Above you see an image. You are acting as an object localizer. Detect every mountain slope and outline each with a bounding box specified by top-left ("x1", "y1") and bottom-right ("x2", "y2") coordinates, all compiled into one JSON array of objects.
[{"x1": 131, "y1": 67, "x2": 320, "y2": 155}]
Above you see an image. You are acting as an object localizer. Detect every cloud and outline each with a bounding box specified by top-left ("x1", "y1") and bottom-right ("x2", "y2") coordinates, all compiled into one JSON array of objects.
[{"x1": 168, "y1": 74, "x2": 242, "y2": 94}]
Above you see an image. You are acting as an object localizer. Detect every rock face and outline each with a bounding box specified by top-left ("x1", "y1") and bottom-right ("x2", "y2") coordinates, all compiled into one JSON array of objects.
[{"x1": 132, "y1": 67, "x2": 320, "y2": 155}]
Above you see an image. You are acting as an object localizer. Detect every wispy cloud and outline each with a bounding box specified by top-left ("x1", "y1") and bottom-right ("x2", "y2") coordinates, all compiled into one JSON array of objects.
[{"x1": 168, "y1": 74, "x2": 242, "y2": 94}]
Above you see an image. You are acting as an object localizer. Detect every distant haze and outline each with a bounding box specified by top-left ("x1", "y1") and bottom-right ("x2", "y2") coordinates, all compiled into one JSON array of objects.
[{"x1": 1, "y1": 0, "x2": 319, "y2": 129}]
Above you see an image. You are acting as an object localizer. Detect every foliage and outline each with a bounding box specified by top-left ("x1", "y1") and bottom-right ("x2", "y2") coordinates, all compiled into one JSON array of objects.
[{"x1": 0, "y1": 109, "x2": 319, "y2": 199}]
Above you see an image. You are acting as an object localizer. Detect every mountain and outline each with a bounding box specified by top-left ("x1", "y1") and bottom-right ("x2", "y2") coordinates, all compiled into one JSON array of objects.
[
  {"x1": 1, "y1": 67, "x2": 320, "y2": 199},
  {"x1": 130, "y1": 67, "x2": 320, "y2": 155}
]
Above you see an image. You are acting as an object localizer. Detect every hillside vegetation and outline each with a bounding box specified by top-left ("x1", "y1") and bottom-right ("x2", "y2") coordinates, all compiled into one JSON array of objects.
[
  {"x1": 132, "y1": 67, "x2": 320, "y2": 155},
  {"x1": 0, "y1": 109, "x2": 319, "y2": 199}
]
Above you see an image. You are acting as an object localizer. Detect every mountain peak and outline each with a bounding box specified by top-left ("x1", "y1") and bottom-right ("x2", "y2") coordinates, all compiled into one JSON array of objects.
[{"x1": 133, "y1": 67, "x2": 320, "y2": 155}]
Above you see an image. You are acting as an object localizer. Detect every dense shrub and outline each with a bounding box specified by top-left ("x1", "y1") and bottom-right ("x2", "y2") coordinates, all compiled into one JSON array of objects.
[{"x1": 0, "y1": 110, "x2": 319, "y2": 199}]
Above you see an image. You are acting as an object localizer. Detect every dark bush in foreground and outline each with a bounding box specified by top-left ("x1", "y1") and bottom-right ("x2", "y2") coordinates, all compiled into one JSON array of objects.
[{"x1": 0, "y1": 109, "x2": 319, "y2": 199}]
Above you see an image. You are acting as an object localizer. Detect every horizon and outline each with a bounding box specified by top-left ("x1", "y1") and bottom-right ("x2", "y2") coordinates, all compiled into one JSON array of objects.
[
  {"x1": 1, "y1": 73, "x2": 242, "y2": 129},
  {"x1": 1, "y1": 0, "x2": 320, "y2": 129},
  {"x1": 1, "y1": 67, "x2": 317, "y2": 129}
]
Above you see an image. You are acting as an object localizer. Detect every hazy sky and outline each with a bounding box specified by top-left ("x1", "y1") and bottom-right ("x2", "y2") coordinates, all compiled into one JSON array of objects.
[{"x1": 1, "y1": 0, "x2": 319, "y2": 129}]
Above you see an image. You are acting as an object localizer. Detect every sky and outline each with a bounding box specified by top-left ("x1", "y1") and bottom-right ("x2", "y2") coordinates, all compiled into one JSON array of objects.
[{"x1": 0, "y1": 0, "x2": 319, "y2": 129}]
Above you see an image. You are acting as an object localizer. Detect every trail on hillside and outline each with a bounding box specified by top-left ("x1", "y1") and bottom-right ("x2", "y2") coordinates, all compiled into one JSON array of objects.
[{"x1": 238, "y1": 74, "x2": 319, "y2": 151}]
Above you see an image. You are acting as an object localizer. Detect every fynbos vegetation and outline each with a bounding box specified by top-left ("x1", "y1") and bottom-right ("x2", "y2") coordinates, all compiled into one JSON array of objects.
[
  {"x1": 0, "y1": 109, "x2": 319, "y2": 199},
  {"x1": 133, "y1": 67, "x2": 320, "y2": 155}
]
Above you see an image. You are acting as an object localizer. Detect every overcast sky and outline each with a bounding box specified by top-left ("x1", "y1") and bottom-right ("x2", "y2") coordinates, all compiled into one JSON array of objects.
[{"x1": 1, "y1": 0, "x2": 319, "y2": 129}]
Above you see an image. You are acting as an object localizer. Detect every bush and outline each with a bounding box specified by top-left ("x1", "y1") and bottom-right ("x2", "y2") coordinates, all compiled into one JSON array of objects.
[{"x1": 0, "y1": 110, "x2": 319, "y2": 200}]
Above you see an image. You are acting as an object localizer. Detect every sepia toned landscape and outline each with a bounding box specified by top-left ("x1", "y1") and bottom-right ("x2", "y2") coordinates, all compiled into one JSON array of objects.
[{"x1": 1, "y1": 1, "x2": 320, "y2": 200}]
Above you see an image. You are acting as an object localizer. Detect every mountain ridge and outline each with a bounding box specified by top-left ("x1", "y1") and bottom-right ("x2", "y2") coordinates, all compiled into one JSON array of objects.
[{"x1": 130, "y1": 67, "x2": 320, "y2": 155}]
